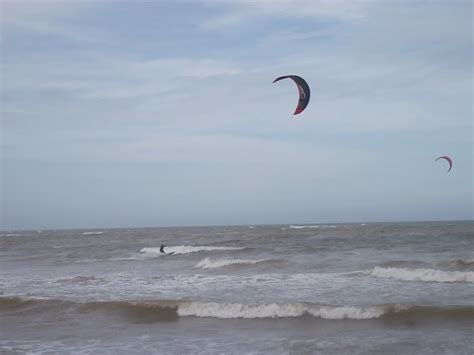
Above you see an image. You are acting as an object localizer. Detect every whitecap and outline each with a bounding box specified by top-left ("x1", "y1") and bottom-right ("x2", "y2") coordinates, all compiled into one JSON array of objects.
[
  {"x1": 368, "y1": 266, "x2": 474, "y2": 283},
  {"x1": 140, "y1": 245, "x2": 243, "y2": 257},
  {"x1": 195, "y1": 257, "x2": 269, "y2": 269},
  {"x1": 177, "y1": 301, "x2": 397, "y2": 319}
]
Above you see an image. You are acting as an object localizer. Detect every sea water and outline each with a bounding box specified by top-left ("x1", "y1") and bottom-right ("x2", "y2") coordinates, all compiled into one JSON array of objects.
[{"x1": 1, "y1": 222, "x2": 473, "y2": 354}]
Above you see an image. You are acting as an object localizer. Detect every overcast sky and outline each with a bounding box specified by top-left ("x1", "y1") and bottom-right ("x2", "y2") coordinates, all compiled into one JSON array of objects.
[{"x1": 1, "y1": 0, "x2": 472, "y2": 230}]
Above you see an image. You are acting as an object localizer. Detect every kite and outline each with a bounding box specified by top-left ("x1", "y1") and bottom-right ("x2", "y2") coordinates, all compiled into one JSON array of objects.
[
  {"x1": 435, "y1": 156, "x2": 453, "y2": 172},
  {"x1": 273, "y1": 75, "x2": 310, "y2": 115}
]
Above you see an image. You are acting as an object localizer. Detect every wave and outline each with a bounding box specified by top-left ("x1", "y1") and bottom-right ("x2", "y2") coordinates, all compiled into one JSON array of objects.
[
  {"x1": 0, "y1": 233, "x2": 23, "y2": 237},
  {"x1": 55, "y1": 276, "x2": 105, "y2": 284},
  {"x1": 289, "y1": 225, "x2": 338, "y2": 229},
  {"x1": 377, "y1": 259, "x2": 474, "y2": 272},
  {"x1": 81, "y1": 232, "x2": 104, "y2": 235},
  {"x1": 1, "y1": 297, "x2": 472, "y2": 322},
  {"x1": 368, "y1": 266, "x2": 474, "y2": 283},
  {"x1": 444, "y1": 259, "x2": 474, "y2": 271},
  {"x1": 195, "y1": 257, "x2": 272, "y2": 269},
  {"x1": 290, "y1": 225, "x2": 320, "y2": 229},
  {"x1": 139, "y1": 245, "x2": 243, "y2": 257},
  {"x1": 177, "y1": 302, "x2": 395, "y2": 319}
]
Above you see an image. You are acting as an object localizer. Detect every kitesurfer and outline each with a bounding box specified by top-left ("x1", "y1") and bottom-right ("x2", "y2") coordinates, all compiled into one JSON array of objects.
[{"x1": 159, "y1": 243, "x2": 167, "y2": 253}]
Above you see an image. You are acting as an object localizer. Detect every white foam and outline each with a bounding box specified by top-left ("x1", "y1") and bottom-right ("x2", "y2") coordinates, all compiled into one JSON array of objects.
[
  {"x1": 81, "y1": 232, "x2": 104, "y2": 235},
  {"x1": 290, "y1": 225, "x2": 320, "y2": 229},
  {"x1": 290, "y1": 225, "x2": 338, "y2": 229},
  {"x1": 195, "y1": 257, "x2": 268, "y2": 269},
  {"x1": 0, "y1": 233, "x2": 22, "y2": 237},
  {"x1": 369, "y1": 266, "x2": 474, "y2": 283},
  {"x1": 140, "y1": 245, "x2": 243, "y2": 257},
  {"x1": 177, "y1": 301, "x2": 395, "y2": 319},
  {"x1": 309, "y1": 305, "x2": 394, "y2": 319}
]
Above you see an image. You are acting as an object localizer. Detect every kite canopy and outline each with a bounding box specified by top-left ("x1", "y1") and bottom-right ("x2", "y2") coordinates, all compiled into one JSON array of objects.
[
  {"x1": 435, "y1": 156, "x2": 453, "y2": 172},
  {"x1": 273, "y1": 75, "x2": 310, "y2": 115}
]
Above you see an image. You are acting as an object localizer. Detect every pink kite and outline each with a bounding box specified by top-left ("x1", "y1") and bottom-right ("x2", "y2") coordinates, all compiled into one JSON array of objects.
[{"x1": 435, "y1": 156, "x2": 453, "y2": 172}]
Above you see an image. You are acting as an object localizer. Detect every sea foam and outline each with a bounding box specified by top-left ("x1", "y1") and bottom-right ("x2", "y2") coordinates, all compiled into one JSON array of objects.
[
  {"x1": 2, "y1": 296, "x2": 472, "y2": 321},
  {"x1": 177, "y1": 301, "x2": 399, "y2": 319},
  {"x1": 195, "y1": 257, "x2": 269, "y2": 269},
  {"x1": 369, "y1": 266, "x2": 474, "y2": 283},
  {"x1": 140, "y1": 245, "x2": 243, "y2": 256},
  {"x1": 289, "y1": 225, "x2": 338, "y2": 229}
]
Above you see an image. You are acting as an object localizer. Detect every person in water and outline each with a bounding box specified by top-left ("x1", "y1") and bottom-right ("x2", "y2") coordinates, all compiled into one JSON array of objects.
[{"x1": 159, "y1": 243, "x2": 167, "y2": 253}]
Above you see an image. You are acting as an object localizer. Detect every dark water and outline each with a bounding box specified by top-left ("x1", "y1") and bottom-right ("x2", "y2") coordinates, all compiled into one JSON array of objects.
[{"x1": 1, "y1": 222, "x2": 473, "y2": 354}]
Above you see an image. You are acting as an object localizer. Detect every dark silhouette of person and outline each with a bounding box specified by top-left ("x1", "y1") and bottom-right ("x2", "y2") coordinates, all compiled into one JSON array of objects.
[{"x1": 159, "y1": 243, "x2": 166, "y2": 253}]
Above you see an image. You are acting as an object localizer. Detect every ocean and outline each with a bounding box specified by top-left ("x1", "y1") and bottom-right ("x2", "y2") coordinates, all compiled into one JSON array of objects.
[{"x1": 0, "y1": 221, "x2": 473, "y2": 354}]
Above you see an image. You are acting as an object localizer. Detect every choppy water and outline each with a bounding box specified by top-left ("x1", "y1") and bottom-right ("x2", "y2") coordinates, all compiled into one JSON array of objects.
[{"x1": 1, "y1": 222, "x2": 473, "y2": 354}]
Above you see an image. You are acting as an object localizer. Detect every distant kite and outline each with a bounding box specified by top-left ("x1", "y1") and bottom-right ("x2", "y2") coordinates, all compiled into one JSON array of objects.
[
  {"x1": 435, "y1": 156, "x2": 453, "y2": 172},
  {"x1": 273, "y1": 75, "x2": 310, "y2": 115}
]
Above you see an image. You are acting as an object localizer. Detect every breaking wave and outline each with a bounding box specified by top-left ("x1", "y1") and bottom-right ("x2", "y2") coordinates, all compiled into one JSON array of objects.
[
  {"x1": 444, "y1": 259, "x2": 474, "y2": 271},
  {"x1": 177, "y1": 302, "x2": 395, "y2": 319},
  {"x1": 81, "y1": 232, "x2": 104, "y2": 235},
  {"x1": 289, "y1": 225, "x2": 337, "y2": 229},
  {"x1": 1, "y1": 297, "x2": 472, "y2": 322},
  {"x1": 368, "y1": 266, "x2": 474, "y2": 283},
  {"x1": 140, "y1": 245, "x2": 244, "y2": 257},
  {"x1": 195, "y1": 257, "x2": 272, "y2": 269}
]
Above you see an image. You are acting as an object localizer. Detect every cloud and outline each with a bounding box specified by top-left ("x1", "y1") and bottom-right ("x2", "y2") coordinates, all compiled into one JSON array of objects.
[
  {"x1": 2, "y1": 45, "x2": 470, "y2": 168},
  {"x1": 1, "y1": 0, "x2": 471, "y2": 228},
  {"x1": 199, "y1": 0, "x2": 374, "y2": 29},
  {"x1": 3, "y1": 54, "x2": 242, "y2": 100},
  {"x1": 231, "y1": 0, "x2": 373, "y2": 19},
  {"x1": 1, "y1": 0, "x2": 100, "y2": 42}
]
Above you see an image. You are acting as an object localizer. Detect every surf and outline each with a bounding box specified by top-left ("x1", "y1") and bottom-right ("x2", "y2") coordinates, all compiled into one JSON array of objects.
[
  {"x1": 368, "y1": 266, "x2": 474, "y2": 283},
  {"x1": 139, "y1": 245, "x2": 244, "y2": 257},
  {"x1": 195, "y1": 257, "x2": 275, "y2": 269},
  {"x1": 2, "y1": 296, "x2": 472, "y2": 322}
]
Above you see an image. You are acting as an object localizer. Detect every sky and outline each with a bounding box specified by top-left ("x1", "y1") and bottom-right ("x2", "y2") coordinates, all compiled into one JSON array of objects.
[{"x1": 1, "y1": 0, "x2": 472, "y2": 230}]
